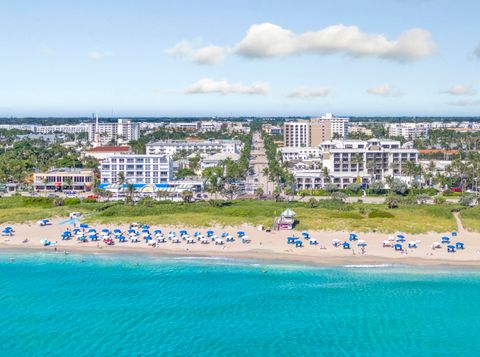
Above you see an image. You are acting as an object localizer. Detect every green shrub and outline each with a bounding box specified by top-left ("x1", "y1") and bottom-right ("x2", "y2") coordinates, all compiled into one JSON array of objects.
[
  {"x1": 306, "y1": 198, "x2": 318, "y2": 208},
  {"x1": 297, "y1": 189, "x2": 329, "y2": 196},
  {"x1": 324, "y1": 183, "x2": 339, "y2": 193},
  {"x1": 53, "y1": 198, "x2": 64, "y2": 206},
  {"x1": 345, "y1": 183, "x2": 361, "y2": 194},
  {"x1": 83, "y1": 198, "x2": 97, "y2": 204},
  {"x1": 64, "y1": 198, "x2": 81, "y2": 206},
  {"x1": 369, "y1": 181, "x2": 386, "y2": 195},
  {"x1": 434, "y1": 195, "x2": 446, "y2": 204}
]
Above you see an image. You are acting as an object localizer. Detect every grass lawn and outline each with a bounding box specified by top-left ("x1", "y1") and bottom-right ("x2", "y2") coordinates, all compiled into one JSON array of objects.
[
  {"x1": 459, "y1": 207, "x2": 480, "y2": 232},
  {"x1": 0, "y1": 196, "x2": 111, "y2": 223},
  {"x1": 0, "y1": 197, "x2": 459, "y2": 233}
]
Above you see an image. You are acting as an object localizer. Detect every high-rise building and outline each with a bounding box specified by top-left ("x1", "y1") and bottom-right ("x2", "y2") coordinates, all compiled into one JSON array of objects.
[
  {"x1": 283, "y1": 113, "x2": 349, "y2": 147},
  {"x1": 88, "y1": 118, "x2": 140, "y2": 146}
]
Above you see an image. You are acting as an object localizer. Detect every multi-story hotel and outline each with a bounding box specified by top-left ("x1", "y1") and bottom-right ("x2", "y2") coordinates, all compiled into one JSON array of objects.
[
  {"x1": 33, "y1": 168, "x2": 95, "y2": 192},
  {"x1": 88, "y1": 118, "x2": 140, "y2": 146},
  {"x1": 386, "y1": 123, "x2": 430, "y2": 139},
  {"x1": 289, "y1": 139, "x2": 419, "y2": 190},
  {"x1": 100, "y1": 154, "x2": 173, "y2": 185},
  {"x1": 284, "y1": 113, "x2": 349, "y2": 147},
  {"x1": 146, "y1": 139, "x2": 243, "y2": 156}
]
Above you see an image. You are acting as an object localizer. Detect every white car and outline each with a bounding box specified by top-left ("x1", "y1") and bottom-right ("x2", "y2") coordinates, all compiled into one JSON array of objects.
[{"x1": 69, "y1": 212, "x2": 82, "y2": 219}]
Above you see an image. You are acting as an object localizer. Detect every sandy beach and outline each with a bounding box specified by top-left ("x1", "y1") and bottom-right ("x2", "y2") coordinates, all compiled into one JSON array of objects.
[{"x1": 1, "y1": 216, "x2": 480, "y2": 267}]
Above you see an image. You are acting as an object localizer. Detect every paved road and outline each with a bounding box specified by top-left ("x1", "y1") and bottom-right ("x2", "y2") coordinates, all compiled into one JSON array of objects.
[{"x1": 246, "y1": 132, "x2": 271, "y2": 195}]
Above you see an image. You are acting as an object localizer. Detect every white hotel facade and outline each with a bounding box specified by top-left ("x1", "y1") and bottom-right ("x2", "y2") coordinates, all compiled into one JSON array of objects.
[
  {"x1": 100, "y1": 154, "x2": 173, "y2": 185},
  {"x1": 146, "y1": 139, "x2": 243, "y2": 156},
  {"x1": 283, "y1": 139, "x2": 419, "y2": 190},
  {"x1": 88, "y1": 119, "x2": 140, "y2": 146}
]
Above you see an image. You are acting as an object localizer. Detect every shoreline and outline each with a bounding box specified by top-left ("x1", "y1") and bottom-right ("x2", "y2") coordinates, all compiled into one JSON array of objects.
[
  {"x1": 3, "y1": 243, "x2": 480, "y2": 268},
  {"x1": 2, "y1": 217, "x2": 480, "y2": 268}
]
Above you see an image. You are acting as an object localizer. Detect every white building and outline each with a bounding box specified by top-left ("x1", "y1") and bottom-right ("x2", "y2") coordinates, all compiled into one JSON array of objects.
[
  {"x1": 88, "y1": 119, "x2": 140, "y2": 146},
  {"x1": 316, "y1": 113, "x2": 349, "y2": 139},
  {"x1": 146, "y1": 139, "x2": 243, "y2": 156},
  {"x1": 288, "y1": 139, "x2": 419, "y2": 189},
  {"x1": 278, "y1": 147, "x2": 322, "y2": 161},
  {"x1": 37, "y1": 124, "x2": 89, "y2": 134},
  {"x1": 200, "y1": 152, "x2": 241, "y2": 170},
  {"x1": 387, "y1": 123, "x2": 429, "y2": 139},
  {"x1": 283, "y1": 121, "x2": 310, "y2": 147},
  {"x1": 100, "y1": 154, "x2": 173, "y2": 185}
]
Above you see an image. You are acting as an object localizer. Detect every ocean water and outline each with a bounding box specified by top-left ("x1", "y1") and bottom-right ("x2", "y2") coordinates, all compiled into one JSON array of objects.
[{"x1": 1, "y1": 253, "x2": 480, "y2": 356}]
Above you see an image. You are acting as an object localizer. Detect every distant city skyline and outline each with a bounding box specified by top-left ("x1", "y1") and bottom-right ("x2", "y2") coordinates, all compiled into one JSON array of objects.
[{"x1": 1, "y1": 0, "x2": 479, "y2": 117}]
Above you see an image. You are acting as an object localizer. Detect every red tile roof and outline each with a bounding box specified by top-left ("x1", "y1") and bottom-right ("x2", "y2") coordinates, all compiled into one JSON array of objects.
[
  {"x1": 87, "y1": 146, "x2": 130, "y2": 152},
  {"x1": 418, "y1": 149, "x2": 459, "y2": 154}
]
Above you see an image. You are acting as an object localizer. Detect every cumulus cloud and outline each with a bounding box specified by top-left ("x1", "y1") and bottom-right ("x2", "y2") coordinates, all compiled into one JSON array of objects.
[
  {"x1": 184, "y1": 78, "x2": 268, "y2": 95},
  {"x1": 287, "y1": 87, "x2": 330, "y2": 98},
  {"x1": 166, "y1": 23, "x2": 436, "y2": 64},
  {"x1": 366, "y1": 83, "x2": 402, "y2": 97},
  {"x1": 88, "y1": 50, "x2": 112, "y2": 60},
  {"x1": 449, "y1": 99, "x2": 480, "y2": 106},
  {"x1": 440, "y1": 84, "x2": 475, "y2": 96},
  {"x1": 164, "y1": 40, "x2": 229, "y2": 65}
]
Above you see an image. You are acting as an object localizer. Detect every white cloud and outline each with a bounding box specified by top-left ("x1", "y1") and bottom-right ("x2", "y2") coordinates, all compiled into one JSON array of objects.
[
  {"x1": 184, "y1": 78, "x2": 268, "y2": 95},
  {"x1": 164, "y1": 40, "x2": 229, "y2": 65},
  {"x1": 167, "y1": 23, "x2": 436, "y2": 64},
  {"x1": 88, "y1": 50, "x2": 113, "y2": 60},
  {"x1": 449, "y1": 98, "x2": 480, "y2": 106},
  {"x1": 236, "y1": 23, "x2": 435, "y2": 61},
  {"x1": 474, "y1": 44, "x2": 480, "y2": 59},
  {"x1": 440, "y1": 84, "x2": 475, "y2": 96},
  {"x1": 287, "y1": 87, "x2": 330, "y2": 98},
  {"x1": 366, "y1": 83, "x2": 402, "y2": 97}
]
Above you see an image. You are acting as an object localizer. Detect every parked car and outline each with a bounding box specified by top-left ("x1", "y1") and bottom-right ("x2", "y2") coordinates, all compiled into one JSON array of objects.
[{"x1": 87, "y1": 195, "x2": 98, "y2": 199}]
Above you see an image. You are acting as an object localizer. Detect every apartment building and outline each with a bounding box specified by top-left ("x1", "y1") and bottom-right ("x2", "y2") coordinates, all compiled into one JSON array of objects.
[
  {"x1": 100, "y1": 154, "x2": 173, "y2": 185},
  {"x1": 387, "y1": 123, "x2": 429, "y2": 139},
  {"x1": 284, "y1": 113, "x2": 349, "y2": 147},
  {"x1": 290, "y1": 139, "x2": 418, "y2": 189},
  {"x1": 146, "y1": 139, "x2": 243, "y2": 155},
  {"x1": 37, "y1": 124, "x2": 89, "y2": 134},
  {"x1": 33, "y1": 168, "x2": 94, "y2": 192},
  {"x1": 278, "y1": 147, "x2": 322, "y2": 161},
  {"x1": 312, "y1": 113, "x2": 349, "y2": 139},
  {"x1": 284, "y1": 120, "x2": 310, "y2": 147},
  {"x1": 88, "y1": 119, "x2": 140, "y2": 146}
]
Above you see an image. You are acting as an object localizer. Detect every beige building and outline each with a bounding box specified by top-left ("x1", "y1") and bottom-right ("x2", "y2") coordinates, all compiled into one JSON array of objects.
[
  {"x1": 284, "y1": 113, "x2": 349, "y2": 147},
  {"x1": 33, "y1": 168, "x2": 95, "y2": 192}
]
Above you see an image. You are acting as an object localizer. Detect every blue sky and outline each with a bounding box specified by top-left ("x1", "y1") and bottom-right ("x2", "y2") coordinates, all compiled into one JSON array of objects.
[{"x1": 0, "y1": 0, "x2": 479, "y2": 117}]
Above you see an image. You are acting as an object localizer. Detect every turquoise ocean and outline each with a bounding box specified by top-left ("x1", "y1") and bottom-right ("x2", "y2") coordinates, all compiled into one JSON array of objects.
[{"x1": 1, "y1": 251, "x2": 480, "y2": 356}]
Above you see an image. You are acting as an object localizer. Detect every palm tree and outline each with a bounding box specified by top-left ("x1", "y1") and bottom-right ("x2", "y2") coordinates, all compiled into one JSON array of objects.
[
  {"x1": 181, "y1": 190, "x2": 193, "y2": 203},
  {"x1": 366, "y1": 160, "x2": 375, "y2": 183},
  {"x1": 117, "y1": 172, "x2": 126, "y2": 201},
  {"x1": 64, "y1": 177, "x2": 72, "y2": 192},
  {"x1": 126, "y1": 183, "x2": 135, "y2": 204},
  {"x1": 262, "y1": 167, "x2": 270, "y2": 194},
  {"x1": 156, "y1": 189, "x2": 169, "y2": 201},
  {"x1": 352, "y1": 153, "x2": 363, "y2": 177},
  {"x1": 322, "y1": 167, "x2": 330, "y2": 184},
  {"x1": 254, "y1": 187, "x2": 264, "y2": 200},
  {"x1": 390, "y1": 161, "x2": 399, "y2": 180},
  {"x1": 42, "y1": 177, "x2": 48, "y2": 195}
]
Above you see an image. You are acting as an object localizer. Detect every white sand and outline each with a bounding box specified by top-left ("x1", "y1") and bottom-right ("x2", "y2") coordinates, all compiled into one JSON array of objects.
[{"x1": 1, "y1": 217, "x2": 479, "y2": 266}]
